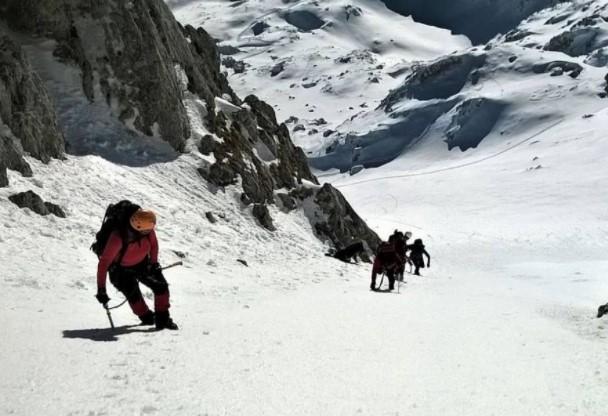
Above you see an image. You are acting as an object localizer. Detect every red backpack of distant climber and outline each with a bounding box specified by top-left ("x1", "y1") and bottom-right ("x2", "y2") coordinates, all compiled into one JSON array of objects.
[{"x1": 376, "y1": 241, "x2": 400, "y2": 266}]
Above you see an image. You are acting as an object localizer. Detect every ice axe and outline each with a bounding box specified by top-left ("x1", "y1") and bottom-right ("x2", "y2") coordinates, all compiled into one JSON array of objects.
[
  {"x1": 103, "y1": 303, "x2": 115, "y2": 329},
  {"x1": 161, "y1": 261, "x2": 183, "y2": 271}
]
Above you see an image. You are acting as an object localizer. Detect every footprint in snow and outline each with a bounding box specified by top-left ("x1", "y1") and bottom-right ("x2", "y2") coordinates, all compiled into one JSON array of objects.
[{"x1": 141, "y1": 405, "x2": 158, "y2": 414}]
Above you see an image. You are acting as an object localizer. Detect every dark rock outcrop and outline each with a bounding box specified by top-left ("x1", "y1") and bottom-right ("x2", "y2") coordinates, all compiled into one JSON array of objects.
[
  {"x1": 205, "y1": 212, "x2": 217, "y2": 224},
  {"x1": 0, "y1": 34, "x2": 64, "y2": 163},
  {"x1": 532, "y1": 61, "x2": 583, "y2": 78},
  {"x1": 202, "y1": 95, "x2": 317, "y2": 203},
  {"x1": 282, "y1": 10, "x2": 325, "y2": 32},
  {"x1": 380, "y1": 54, "x2": 486, "y2": 111},
  {"x1": 504, "y1": 29, "x2": 536, "y2": 43},
  {"x1": 3, "y1": 0, "x2": 237, "y2": 152},
  {"x1": 0, "y1": 134, "x2": 34, "y2": 187},
  {"x1": 8, "y1": 190, "x2": 66, "y2": 218},
  {"x1": 252, "y1": 203, "x2": 276, "y2": 231},
  {"x1": 0, "y1": 33, "x2": 64, "y2": 185},
  {"x1": 302, "y1": 183, "x2": 381, "y2": 260},
  {"x1": 276, "y1": 193, "x2": 297, "y2": 212},
  {"x1": 310, "y1": 100, "x2": 458, "y2": 172},
  {"x1": 544, "y1": 28, "x2": 605, "y2": 57},
  {"x1": 445, "y1": 98, "x2": 507, "y2": 151}
]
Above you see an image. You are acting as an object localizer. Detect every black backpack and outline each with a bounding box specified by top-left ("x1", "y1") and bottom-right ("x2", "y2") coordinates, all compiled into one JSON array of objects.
[{"x1": 91, "y1": 200, "x2": 141, "y2": 258}]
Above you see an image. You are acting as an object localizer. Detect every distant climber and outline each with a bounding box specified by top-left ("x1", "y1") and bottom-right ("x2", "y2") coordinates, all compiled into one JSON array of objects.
[
  {"x1": 389, "y1": 230, "x2": 413, "y2": 280},
  {"x1": 598, "y1": 303, "x2": 608, "y2": 318},
  {"x1": 370, "y1": 240, "x2": 403, "y2": 291},
  {"x1": 91, "y1": 201, "x2": 178, "y2": 330},
  {"x1": 326, "y1": 241, "x2": 366, "y2": 263},
  {"x1": 408, "y1": 238, "x2": 431, "y2": 276}
]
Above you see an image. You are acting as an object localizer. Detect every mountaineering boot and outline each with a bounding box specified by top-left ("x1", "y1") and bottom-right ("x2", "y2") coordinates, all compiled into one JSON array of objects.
[
  {"x1": 139, "y1": 311, "x2": 155, "y2": 325},
  {"x1": 597, "y1": 304, "x2": 608, "y2": 318},
  {"x1": 155, "y1": 311, "x2": 179, "y2": 330}
]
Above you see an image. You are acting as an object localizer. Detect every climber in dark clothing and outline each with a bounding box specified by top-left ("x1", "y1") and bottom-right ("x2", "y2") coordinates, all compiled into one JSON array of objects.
[
  {"x1": 370, "y1": 241, "x2": 403, "y2": 291},
  {"x1": 330, "y1": 241, "x2": 366, "y2": 263},
  {"x1": 388, "y1": 230, "x2": 414, "y2": 280},
  {"x1": 408, "y1": 238, "x2": 431, "y2": 276},
  {"x1": 598, "y1": 303, "x2": 608, "y2": 318}
]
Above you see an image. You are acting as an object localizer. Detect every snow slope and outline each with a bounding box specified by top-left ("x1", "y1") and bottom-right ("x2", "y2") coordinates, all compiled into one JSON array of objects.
[
  {"x1": 170, "y1": 0, "x2": 470, "y2": 154},
  {"x1": 2, "y1": 1, "x2": 608, "y2": 415},
  {"x1": 2, "y1": 110, "x2": 608, "y2": 414}
]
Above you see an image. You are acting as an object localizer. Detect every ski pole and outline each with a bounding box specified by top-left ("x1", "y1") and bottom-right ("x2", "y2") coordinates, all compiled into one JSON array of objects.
[
  {"x1": 161, "y1": 261, "x2": 183, "y2": 271},
  {"x1": 103, "y1": 304, "x2": 115, "y2": 329}
]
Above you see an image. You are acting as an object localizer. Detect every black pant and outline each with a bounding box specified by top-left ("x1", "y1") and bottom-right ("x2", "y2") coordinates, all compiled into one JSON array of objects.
[
  {"x1": 371, "y1": 269, "x2": 396, "y2": 290},
  {"x1": 109, "y1": 259, "x2": 169, "y2": 303},
  {"x1": 411, "y1": 256, "x2": 425, "y2": 276}
]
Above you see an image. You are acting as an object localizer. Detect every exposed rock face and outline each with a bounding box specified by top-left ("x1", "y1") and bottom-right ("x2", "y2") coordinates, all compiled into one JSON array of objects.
[
  {"x1": 200, "y1": 92, "x2": 380, "y2": 252},
  {"x1": 445, "y1": 98, "x2": 507, "y2": 151},
  {"x1": 8, "y1": 190, "x2": 66, "y2": 218},
  {"x1": 0, "y1": 134, "x2": 34, "y2": 187},
  {"x1": 544, "y1": 28, "x2": 604, "y2": 57},
  {"x1": 201, "y1": 95, "x2": 317, "y2": 204},
  {"x1": 380, "y1": 54, "x2": 485, "y2": 111},
  {"x1": 310, "y1": 100, "x2": 458, "y2": 172},
  {"x1": 276, "y1": 193, "x2": 297, "y2": 212},
  {"x1": 0, "y1": 32, "x2": 64, "y2": 186},
  {"x1": 3, "y1": 0, "x2": 236, "y2": 151},
  {"x1": 252, "y1": 204, "x2": 276, "y2": 231},
  {"x1": 532, "y1": 61, "x2": 583, "y2": 78},
  {"x1": 0, "y1": 0, "x2": 380, "y2": 252},
  {"x1": 298, "y1": 183, "x2": 381, "y2": 260}
]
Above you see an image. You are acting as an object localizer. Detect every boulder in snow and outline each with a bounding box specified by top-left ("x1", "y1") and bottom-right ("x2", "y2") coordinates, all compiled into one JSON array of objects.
[{"x1": 8, "y1": 190, "x2": 66, "y2": 218}]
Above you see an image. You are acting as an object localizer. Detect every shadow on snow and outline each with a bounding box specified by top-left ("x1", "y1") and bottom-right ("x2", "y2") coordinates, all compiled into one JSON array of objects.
[{"x1": 62, "y1": 325, "x2": 157, "y2": 342}]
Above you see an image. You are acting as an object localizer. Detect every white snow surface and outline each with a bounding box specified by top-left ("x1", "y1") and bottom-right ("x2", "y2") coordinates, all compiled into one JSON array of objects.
[{"x1": 2, "y1": 1, "x2": 608, "y2": 415}]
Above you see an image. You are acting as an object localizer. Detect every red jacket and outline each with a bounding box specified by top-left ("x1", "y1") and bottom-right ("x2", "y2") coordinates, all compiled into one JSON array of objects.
[{"x1": 97, "y1": 230, "x2": 158, "y2": 289}]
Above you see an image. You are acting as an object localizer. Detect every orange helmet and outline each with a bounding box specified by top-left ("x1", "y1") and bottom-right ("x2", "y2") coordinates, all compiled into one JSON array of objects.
[{"x1": 130, "y1": 209, "x2": 157, "y2": 232}]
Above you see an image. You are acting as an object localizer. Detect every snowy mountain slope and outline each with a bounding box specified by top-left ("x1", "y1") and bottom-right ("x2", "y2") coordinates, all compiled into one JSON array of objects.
[
  {"x1": 2, "y1": 85, "x2": 608, "y2": 416},
  {"x1": 312, "y1": 0, "x2": 608, "y2": 173},
  {"x1": 2, "y1": 118, "x2": 608, "y2": 415},
  {"x1": 2, "y1": 1, "x2": 608, "y2": 415},
  {"x1": 170, "y1": 0, "x2": 470, "y2": 154}
]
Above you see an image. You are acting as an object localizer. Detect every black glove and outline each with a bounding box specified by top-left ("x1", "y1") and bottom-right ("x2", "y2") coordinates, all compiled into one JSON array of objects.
[
  {"x1": 427, "y1": 261, "x2": 431, "y2": 268},
  {"x1": 148, "y1": 262, "x2": 162, "y2": 275},
  {"x1": 95, "y1": 288, "x2": 110, "y2": 305}
]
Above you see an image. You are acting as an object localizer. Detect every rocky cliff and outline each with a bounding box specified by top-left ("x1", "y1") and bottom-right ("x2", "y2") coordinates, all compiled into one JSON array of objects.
[
  {"x1": 0, "y1": 31, "x2": 64, "y2": 186},
  {"x1": 0, "y1": 0, "x2": 380, "y2": 254}
]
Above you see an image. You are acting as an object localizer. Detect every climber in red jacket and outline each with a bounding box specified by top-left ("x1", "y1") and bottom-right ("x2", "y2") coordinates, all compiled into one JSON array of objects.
[{"x1": 96, "y1": 209, "x2": 178, "y2": 330}]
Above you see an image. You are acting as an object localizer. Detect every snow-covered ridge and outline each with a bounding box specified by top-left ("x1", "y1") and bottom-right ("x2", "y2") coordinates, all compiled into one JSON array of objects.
[
  {"x1": 170, "y1": 0, "x2": 470, "y2": 152},
  {"x1": 312, "y1": 0, "x2": 608, "y2": 173}
]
